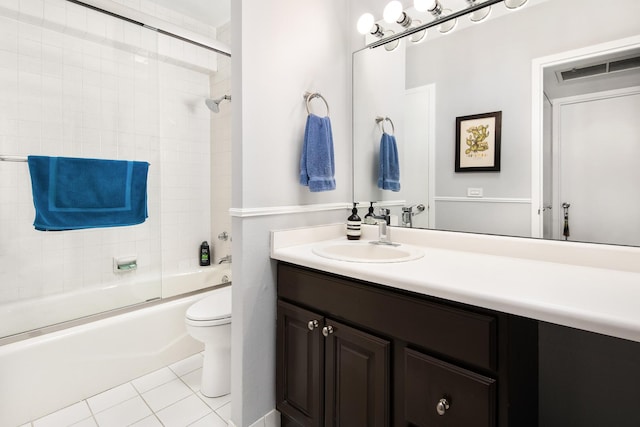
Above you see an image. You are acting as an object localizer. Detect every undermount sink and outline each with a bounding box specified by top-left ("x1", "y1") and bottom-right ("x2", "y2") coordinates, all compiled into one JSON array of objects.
[{"x1": 312, "y1": 240, "x2": 424, "y2": 263}]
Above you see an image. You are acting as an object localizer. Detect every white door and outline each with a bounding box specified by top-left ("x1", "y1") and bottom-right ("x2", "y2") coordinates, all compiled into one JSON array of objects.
[{"x1": 553, "y1": 89, "x2": 640, "y2": 246}]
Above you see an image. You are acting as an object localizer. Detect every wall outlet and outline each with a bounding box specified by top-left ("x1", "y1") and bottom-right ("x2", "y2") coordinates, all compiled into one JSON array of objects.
[{"x1": 467, "y1": 188, "x2": 483, "y2": 197}]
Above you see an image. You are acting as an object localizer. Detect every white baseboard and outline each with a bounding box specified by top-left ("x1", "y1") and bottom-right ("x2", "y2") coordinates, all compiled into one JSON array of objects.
[{"x1": 229, "y1": 409, "x2": 280, "y2": 427}]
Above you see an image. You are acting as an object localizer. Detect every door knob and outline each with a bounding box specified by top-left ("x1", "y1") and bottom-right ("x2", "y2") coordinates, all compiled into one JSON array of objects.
[
  {"x1": 322, "y1": 325, "x2": 334, "y2": 337},
  {"x1": 436, "y1": 398, "x2": 450, "y2": 416},
  {"x1": 307, "y1": 320, "x2": 319, "y2": 330}
]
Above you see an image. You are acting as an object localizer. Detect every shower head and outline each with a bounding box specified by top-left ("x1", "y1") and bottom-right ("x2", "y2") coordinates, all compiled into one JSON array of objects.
[{"x1": 205, "y1": 95, "x2": 231, "y2": 113}]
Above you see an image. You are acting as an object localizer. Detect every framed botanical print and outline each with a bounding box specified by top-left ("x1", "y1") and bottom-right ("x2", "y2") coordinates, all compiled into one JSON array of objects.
[{"x1": 455, "y1": 111, "x2": 502, "y2": 172}]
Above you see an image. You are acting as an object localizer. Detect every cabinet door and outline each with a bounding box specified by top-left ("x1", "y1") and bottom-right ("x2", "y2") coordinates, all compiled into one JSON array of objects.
[
  {"x1": 404, "y1": 348, "x2": 496, "y2": 427},
  {"x1": 324, "y1": 319, "x2": 391, "y2": 427},
  {"x1": 277, "y1": 300, "x2": 324, "y2": 427}
]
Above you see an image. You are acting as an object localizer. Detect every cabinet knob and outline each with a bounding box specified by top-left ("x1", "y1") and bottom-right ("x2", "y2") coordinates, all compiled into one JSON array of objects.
[
  {"x1": 436, "y1": 398, "x2": 450, "y2": 416},
  {"x1": 307, "y1": 320, "x2": 319, "y2": 330},
  {"x1": 322, "y1": 325, "x2": 334, "y2": 337}
]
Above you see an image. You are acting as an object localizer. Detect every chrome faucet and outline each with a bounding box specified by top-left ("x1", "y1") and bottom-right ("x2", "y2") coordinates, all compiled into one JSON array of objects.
[
  {"x1": 371, "y1": 208, "x2": 396, "y2": 245},
  {"x1": 218, "y1": 254, "x2": 232, "y2": 264},
  {"x1": 401, "y1": 204, "x2": 426, "y2": 228}
]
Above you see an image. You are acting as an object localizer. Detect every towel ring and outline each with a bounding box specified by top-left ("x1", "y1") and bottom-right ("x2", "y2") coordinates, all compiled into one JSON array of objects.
[
  {"x1": 304, "y1": 92, "x2": 330, "y2": 117},
  {"x1": 375, "y1": 116, "x2": 395, "y2": 136}
]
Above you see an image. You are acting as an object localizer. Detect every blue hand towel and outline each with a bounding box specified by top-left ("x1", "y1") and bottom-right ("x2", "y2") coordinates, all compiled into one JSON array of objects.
[
  {"x1": 299, "y1": 114, "x2": 336, "y2": 192},
  {"x1": 378, "y1": 132, "x2": 400, "y2": 192},
  {"x1": 27, "y1": 156, "x2": 149, "y2": 231}
]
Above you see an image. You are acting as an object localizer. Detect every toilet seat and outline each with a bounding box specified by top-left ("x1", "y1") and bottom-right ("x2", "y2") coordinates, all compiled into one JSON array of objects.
[{"x1": 186, "y1": 286, "x2": 231, "y2": 327}]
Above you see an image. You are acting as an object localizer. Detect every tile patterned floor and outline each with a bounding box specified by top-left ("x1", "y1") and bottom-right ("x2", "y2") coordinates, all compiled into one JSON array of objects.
[{"x1": 22, "y1": 352, "x2": 231, "y2": 427}]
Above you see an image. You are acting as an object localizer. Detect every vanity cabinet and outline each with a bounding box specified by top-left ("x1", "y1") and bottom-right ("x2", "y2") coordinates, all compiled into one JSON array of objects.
[{"x1": 276, "y1": 263, "x2": 538, "y2": 427}]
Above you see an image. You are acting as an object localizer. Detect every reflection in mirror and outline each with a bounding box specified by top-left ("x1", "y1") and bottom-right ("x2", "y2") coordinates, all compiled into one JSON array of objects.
[{"x1": 353, "y1": 0, "x2": 640, "y2": 246}]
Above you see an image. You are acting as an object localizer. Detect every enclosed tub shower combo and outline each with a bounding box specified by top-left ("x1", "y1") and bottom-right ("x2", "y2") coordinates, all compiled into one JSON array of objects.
[{"x1": 0, "y1": 0, "x2": 232, "y2": 425}]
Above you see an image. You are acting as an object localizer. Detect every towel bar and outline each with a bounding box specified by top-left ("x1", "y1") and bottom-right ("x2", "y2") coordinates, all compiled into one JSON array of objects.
[
  {"x1": 0, "y1": 155, "x2": 27, "y2": 162},
  {"x1": 304, "y1": 92, "x2": 330, "y2": 117},
  {"x1": 375, "y1": 116, "x2": 395, "y2": 136}
]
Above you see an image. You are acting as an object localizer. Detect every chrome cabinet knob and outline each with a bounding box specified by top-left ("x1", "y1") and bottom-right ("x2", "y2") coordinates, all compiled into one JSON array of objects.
[
  {"x1": 436, "y1": 398, "x2": 450, "y2": 416},
  {"x1": 322, "y1": 325, "x2": 334, "y2": 337},
  {"x1": 307, "y1": 320, "x2": 319, "y2": 331}
]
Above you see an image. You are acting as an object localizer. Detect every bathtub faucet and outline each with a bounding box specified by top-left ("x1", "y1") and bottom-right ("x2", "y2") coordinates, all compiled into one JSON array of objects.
[{"x1": 218, "y1": 254, "x2": 232, "y2": 264}]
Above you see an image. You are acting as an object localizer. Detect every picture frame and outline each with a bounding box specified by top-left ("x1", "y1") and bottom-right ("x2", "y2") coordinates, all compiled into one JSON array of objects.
[{"x1": 455, "y1": 111, "x2": 502, "y2": 172}]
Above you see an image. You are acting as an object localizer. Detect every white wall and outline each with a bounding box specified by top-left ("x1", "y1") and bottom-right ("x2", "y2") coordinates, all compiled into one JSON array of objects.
[{"x1": 231, "y1": 0, "x2": 352, "y2": 425}]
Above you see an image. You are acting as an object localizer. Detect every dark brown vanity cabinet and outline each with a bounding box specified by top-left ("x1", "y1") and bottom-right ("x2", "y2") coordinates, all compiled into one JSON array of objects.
[
  {"x1": 277, "y1": 300, "x2": 390, "y2": 427},
  {"x1": 276, "y1": 263, "x2": 538, "y2": 427}
]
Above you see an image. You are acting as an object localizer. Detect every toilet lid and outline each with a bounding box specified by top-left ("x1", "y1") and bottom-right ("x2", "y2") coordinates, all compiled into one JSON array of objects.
[{"x1": 186, "y1": 286, "x2": 232, "y2": 322}]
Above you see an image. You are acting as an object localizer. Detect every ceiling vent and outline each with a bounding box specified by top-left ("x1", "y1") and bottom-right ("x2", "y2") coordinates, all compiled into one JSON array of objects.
[{"x1": 557, "y1": 55, "x2": 640, "y2": 82}]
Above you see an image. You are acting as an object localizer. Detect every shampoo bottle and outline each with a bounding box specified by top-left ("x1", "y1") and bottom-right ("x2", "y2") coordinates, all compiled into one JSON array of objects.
[
  {"x1": 347, "y1": 203, "x2": 362, "y2": 240},
  {"x1": 200, "y1": 241, "x2": 211, "y2": 266}
]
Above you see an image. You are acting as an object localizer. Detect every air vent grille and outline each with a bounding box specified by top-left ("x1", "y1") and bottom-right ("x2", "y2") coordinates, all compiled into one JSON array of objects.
[
  {"x1": 558, "y1": 55, "x2": 640, "y2": 82},
  {"x1": 561, "y1": 64, "x2": 607, "y2": 81},
  {"x1": 610, "y1": 56, "x2": 640, "y2": 73}
]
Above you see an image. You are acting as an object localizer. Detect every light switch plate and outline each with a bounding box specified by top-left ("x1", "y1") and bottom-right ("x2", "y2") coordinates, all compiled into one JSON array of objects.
[{"x1": 467, "y1": 188, "x2": 483, "y2": 197}]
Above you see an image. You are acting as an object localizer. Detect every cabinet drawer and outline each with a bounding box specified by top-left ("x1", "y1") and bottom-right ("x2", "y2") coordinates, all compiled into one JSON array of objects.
[
  {"x1": 404, "y1": 348, "x2": 496, "y2": 427},
  {"x1": 278, "y1": 264, "x2": 497, "y2": 370}
]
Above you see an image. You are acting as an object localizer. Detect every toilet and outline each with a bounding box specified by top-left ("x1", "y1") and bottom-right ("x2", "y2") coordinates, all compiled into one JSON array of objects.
[{"x1": 185, "y1": 285, "x2": 232, "y2": 397}]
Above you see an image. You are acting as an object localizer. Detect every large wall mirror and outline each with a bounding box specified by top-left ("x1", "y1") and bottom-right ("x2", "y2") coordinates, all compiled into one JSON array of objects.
[{"x1": 353, "y1": 0, "x2": 640, "y2": 246}]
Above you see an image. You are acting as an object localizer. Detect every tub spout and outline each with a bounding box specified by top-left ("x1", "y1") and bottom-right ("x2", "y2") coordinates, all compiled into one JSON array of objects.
[{"x1": 218, "y1": 255, "x2": 232, "y2": 264}]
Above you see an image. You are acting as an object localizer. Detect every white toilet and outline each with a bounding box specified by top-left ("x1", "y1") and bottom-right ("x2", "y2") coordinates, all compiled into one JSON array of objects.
[{"x1": 185, "y1": 285, "x2": 232, "y2": 397}]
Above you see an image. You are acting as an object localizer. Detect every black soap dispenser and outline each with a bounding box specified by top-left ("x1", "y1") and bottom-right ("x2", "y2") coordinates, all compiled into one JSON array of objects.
[
  {"x1": 347, "y1": 203, "x2": 362, "y2": 240},
  {"x1": 199, "y1": 241, "x2": 211, "y2": 266},
  {"x1": 364, "y1": 202, "x2": 375, "y2": 225}
]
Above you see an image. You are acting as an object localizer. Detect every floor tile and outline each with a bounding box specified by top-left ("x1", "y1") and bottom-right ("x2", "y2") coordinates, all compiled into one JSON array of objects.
[
  {"x1": 155, "y1": 395, "x2": 212, "y2": 427},
  {"x1": 188, "y1": 412, "x2": 228, "y2": 427},
  {"x1": 129, "y1": 415, "x2": 163, "y2": 427},
  {"x1": 33, "y1": 401, "x2": 92, "y2": 427},
  {"x1": 199, "y1": 392, "x2": 231, "y2": 411},
  {"x1": 142, "y1": 378, "x2": 193, "y2": 412},
  {"x1": 70, "y1": 417, "x2": 98, "y2": 427},
  {"x1": 87, "y1": 383, "x2": 138, "y2": 414},
  {"x1": 215, "y1": 401, "x2": 231, "y2": 423},
  {"x1": 93, "y1": 396, "x2": 152, "y2": 427},
  {"x1": 169, "y1": 353, "x2": 203, "y2": 377},
  {"x1": 180, "y1": 368, "x2": 202, "y2": 392},
  {"x1": 131, "y1": 367, "x2": 178, "y2": 394}
]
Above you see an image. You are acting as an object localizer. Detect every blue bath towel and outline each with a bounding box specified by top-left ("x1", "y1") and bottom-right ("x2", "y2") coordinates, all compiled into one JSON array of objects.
[
  {"x1": 27, "y1": 156, "x2": 149, "y2": 231},
  {"x1": 378, "y1": 132, "x2": 400, "y2": 192},
  {"x1": 299, "y1": 114, "x2": 336, "y2": 192}
]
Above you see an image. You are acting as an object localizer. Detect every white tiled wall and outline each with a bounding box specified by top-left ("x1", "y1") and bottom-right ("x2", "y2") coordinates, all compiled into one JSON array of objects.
[{"x1": 0, "y1": 0, "x2": 228, "y2": 334}]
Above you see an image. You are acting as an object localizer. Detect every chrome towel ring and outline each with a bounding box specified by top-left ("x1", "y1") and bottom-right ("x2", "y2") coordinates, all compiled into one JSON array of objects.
[
  {"x1": 375, "y1": 116, "x2": 395, "y2": 136},
  {"x1": 304, "y1": 92, "x2": 330, "y2": 117}
]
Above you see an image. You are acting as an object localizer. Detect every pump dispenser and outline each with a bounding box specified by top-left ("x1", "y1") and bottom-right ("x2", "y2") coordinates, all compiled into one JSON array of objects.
[
  {"x1": 364, "y1": 202, "x2": 376, "y2": 224},
  {"x1": 347, "y1": 203, "x2": 362, "y2": 240}
]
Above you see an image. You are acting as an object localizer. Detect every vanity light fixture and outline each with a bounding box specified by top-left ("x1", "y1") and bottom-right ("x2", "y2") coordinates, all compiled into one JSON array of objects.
[
  {"x1": 383, "y1": 1, "x2": 412, "y2": 28},
  {"x1": 504, "y1": 0, "x2": 528, "y2": 9},
  {"x1": 357, "y1": 13, "x2": 385, "y2": 38},
  {"x1": 357, "y1": 12, "x2": 400, "y2": 51},
  {"x1": 414, "y1": 0, "x2": 457, "y2": 34},
  {"x1": 466, "y1": 0, "x2": 491, "y2": 22}
]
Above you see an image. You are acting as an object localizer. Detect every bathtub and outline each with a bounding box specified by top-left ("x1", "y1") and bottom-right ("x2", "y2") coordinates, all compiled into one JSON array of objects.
[{"x1": 0, "y1": 265, "x2": 231, "y2": 426}]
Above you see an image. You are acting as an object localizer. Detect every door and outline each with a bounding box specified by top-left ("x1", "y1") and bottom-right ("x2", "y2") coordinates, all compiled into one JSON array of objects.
[
  {"x1": 323, "y1": 319, "x2": 391, "y2": 427},
  {"x1": 276, "y1": 300, "x2": 324, "y2": 427},
  {"x1": 553, "y1": 89, "x2": 640, "y2": 245}
]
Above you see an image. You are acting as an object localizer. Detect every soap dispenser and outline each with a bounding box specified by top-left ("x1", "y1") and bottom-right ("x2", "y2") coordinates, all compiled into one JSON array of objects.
[
  {"x1": 364, "y1": 202, "x2": 375, "y2": 225},
  {"x1": 347, "y1": 203, "x2": 362, "y2": 240}
]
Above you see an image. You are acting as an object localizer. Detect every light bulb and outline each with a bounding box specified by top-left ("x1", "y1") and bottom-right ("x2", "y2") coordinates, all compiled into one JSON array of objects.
[
  {"x1": 383, "y1": 1, "x2": 404, "y2": 24},
  {"x1": 357, "y1": 13, "x2": 375, "y2": 34},
  {"x1": 414, "y1": 0, "x2": 436, "y2": 12}
]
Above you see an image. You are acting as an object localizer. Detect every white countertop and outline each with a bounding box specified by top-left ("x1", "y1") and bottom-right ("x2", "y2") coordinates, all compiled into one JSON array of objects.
[{"x1": 270, "y1": 224, "x2": 640, "y2": 343}]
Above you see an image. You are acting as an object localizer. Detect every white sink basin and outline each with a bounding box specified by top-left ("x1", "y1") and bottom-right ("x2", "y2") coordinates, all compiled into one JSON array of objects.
[{"x1": 312, "y1": 240, "x2": 424, "y2": 263}]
